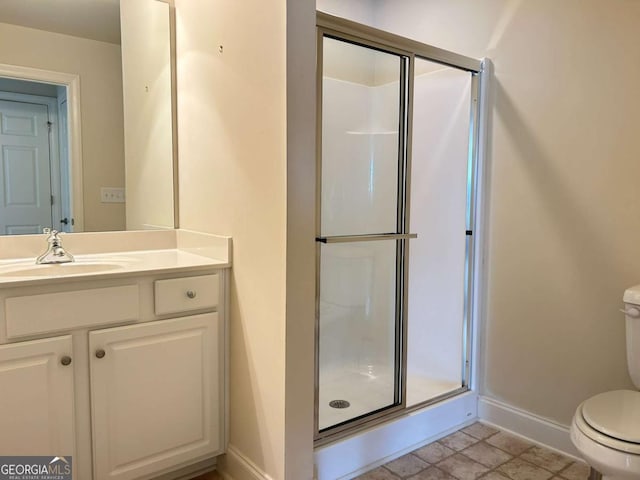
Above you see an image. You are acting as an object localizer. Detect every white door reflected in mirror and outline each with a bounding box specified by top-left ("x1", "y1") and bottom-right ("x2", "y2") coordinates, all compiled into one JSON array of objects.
[{"x1": 0, "y1": 99, "x2": 55, "y2": 234}]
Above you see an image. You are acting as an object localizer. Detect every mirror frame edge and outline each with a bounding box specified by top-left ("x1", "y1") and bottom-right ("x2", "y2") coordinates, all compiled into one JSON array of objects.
[{"x1": 157, "y1": 0, "x2": 179, "y2": 230}]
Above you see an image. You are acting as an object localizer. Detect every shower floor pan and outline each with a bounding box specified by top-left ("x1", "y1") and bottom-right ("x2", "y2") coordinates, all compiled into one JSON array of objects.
[{"x1": 319, "y1": 368, "x2": 461, "y2": 430}]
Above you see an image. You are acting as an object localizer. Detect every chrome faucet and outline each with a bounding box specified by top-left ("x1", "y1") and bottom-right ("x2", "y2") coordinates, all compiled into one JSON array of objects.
[{"x1": 36, "y1": 228, "x2": 75, "y2": 264}]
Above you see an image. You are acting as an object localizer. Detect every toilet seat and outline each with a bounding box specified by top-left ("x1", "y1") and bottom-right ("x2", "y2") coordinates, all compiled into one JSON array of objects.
[{"x1": 576, "y1": 390, "x2": 640, "y2": 454}]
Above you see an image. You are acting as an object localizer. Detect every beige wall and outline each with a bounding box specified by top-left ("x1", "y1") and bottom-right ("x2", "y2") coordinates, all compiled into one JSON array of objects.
[
  {"x1": 176, "y1": 0, "x2": 640, "y2": 477},
  {"x1": 175, "y1": 0, "x2": 290, "y2": 478},
  {"x1": 366, "y1": 0, "x2": 640, "y2": 426},
  {"x1": 121, "y1": 0, "x2": 174, "y2": 231},
  {"x1": 285, "y1": 0, "x2": 316, "y2": 478},
  {"x1": 316, "y1": 0, "x2": 375, "y2": 25},
  {"x1": 0, "y1": 22, "x2": 126, "y2": 231}
]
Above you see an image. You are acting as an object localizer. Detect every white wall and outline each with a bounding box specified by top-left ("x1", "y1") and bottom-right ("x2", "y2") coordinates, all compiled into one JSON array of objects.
[
  {"x1": 284, "y1": 0, "x2": 317, "y2": 476},
  {"x1": 121, "y1": 0, "x2": 174, "y2": 231},
  {"x1": 0, "y1": 22, "x2": 126, "y2": 231},
  {"x1": 316, "y1": 0, "x2": 375, "y2": 25},
  {"x1": 176, "y1": 0, "x2": 317, "y2": 477},
  {"x1": 174, "y1": 1, "x2": 288, "y2": 478},
  {"x1": 0, "y1": 77, "x2": 58, "y2": 97},
  {"x1": 370, "y1": 0, "x2": 640, "y2": 428}
]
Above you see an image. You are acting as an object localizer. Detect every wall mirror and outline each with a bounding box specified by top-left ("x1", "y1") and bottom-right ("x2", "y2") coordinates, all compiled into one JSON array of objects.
[{"x1": 0, "y1": 0, "x2": 177, "y2": 235}]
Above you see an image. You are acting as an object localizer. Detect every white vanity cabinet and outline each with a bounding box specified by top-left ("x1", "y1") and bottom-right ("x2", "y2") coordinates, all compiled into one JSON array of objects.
[
  {"x1": 90, "y1": 313, "x2": 221, "y2": 480},
  {"x1": 0, "y1": 268, "x2": 227, "y2": 480},
  {"x1": 0, "y1": 335, "x2": 75, "y2": 456}
]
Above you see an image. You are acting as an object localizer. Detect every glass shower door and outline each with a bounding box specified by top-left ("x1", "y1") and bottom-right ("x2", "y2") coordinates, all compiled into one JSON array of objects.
[
  {"x1": 316, "y1": 36, "x2": 410, "y2": 433},
  {"x1": 405, "y1": 57, "x2": 474, "y2": 407}
]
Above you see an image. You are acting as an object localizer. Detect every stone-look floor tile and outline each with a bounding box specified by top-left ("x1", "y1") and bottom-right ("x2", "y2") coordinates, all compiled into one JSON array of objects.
[
  {"x1": 413, "y1": 442, "x2": 456, "y2": 464},
  {"x1": 486, "y1": 432, "x2": 534, "y2": 456},
  {"x1": 385, "y1": 454, "x2": 430, "y2": 477},
  {"x1": 520, "y1": 446, "x2": 572, "y2": 472},
  {"x1": 480, "y1": 473, "x2": 512, "y2": 480},
  {"x1": 498, "y1": 458, "x2": 553, "y2": 480},
  {"x1": 408, "y1": 467, "x2": 457, "y2": 480},
  {"x1": 357, "y1": 466, "x2": 401, "y2": 479},
  {"x1": 436, "y1": 453, "x2": 490, "y2": 480},
  {"x1": 462, "y1": 422, "x2": 500, "y2": 440},
  {"x1": 557, "y1": 462, "x2": 591, "y2": 480},
  {"x1": 439, "y1": 431, "x2": 479, "y2": 451},
  {"x1": 462, "y1": 441, "x2": 513, "y2": 468}
]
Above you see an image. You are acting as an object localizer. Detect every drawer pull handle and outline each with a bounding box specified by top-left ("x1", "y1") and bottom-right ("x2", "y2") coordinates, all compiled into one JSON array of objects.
[
  {"x1": 60, "y1": 356, "x2": 72, "y2": 366},
  {"x1": 95, "y1": 349, "x2": 106, "y2": 359},
  {"x1": 186, "y1": 290, "x2": 197, "y2": 299}
]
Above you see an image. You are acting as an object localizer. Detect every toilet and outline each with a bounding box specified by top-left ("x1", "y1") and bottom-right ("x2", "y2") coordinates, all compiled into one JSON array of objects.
[{"x1": 570, "y1": 285, "x2": 640, "y2": 479}]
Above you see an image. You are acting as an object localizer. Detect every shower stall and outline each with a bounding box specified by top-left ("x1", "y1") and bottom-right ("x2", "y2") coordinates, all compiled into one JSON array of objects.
[{"x1": 315, "y1": 13, "x2": 487, "y2": 443}]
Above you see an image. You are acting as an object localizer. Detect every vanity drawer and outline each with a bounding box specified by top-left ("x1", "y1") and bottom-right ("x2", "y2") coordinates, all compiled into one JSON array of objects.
[
  {"x1": 154, "y1": 274, "x2": 219, "y2": 315},
  {"x1": 5, "y1": 285, "x2": 139, "y2": 339}
]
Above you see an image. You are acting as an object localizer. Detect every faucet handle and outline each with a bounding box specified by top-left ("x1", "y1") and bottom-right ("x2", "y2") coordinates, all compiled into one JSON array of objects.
[
  {"x1": 43, "y1": 228, "x2": 60, "y2": 237},
  {"x1": 36, "y1": 228, "x2": 73, "y2": 264},
  {"x1": 42, "y1": 228, "x2": 62, "y2": 244}
]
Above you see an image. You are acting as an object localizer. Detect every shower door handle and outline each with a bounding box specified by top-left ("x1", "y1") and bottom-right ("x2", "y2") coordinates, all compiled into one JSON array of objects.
[{"x1": 316, "y1": 233, "x2": 418, "y2": 243}]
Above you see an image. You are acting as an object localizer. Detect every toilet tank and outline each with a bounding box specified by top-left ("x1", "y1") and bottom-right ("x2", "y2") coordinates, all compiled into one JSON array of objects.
[{"x1": 623, "y1": 285, "x2": 640, "y2": 389}]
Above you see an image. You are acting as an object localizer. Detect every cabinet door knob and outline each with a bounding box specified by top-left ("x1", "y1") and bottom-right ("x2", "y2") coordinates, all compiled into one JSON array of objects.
[
  {"x1": 186, "y1": 290, "x2": 196, "y2": 299},
  {"x1": 60, "y1": 356, "x2": 72, "y2": 366},
  {"x1": 95, "y1": 349, "x2": 106, "y2": 359}
]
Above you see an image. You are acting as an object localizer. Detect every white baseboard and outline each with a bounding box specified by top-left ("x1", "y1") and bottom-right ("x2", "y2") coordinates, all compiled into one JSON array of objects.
[
  {"x1": 151, "y1": 457, "x2": 217, "y2": 480},
  {"x1": 315, "y1": 392, "x2": 478, "y2": 480},
  {"x1": 217, "y1": 445, "x2": 273, "y2": 480},
  {"x1": 478, "y1": 395, "x2": 582, "y2": 460}
]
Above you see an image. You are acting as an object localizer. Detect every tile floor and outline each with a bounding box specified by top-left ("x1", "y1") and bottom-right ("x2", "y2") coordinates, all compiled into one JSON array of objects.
[
  {"x1": 186, "y1": 423, "x2": 590, "y2": 480},
  {"x1": 355, "y1": 422, "x2": 590, "y2": 480}
]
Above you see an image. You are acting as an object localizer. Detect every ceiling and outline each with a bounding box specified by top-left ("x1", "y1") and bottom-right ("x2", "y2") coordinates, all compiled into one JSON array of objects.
[{"x1": 0, "y1": 0, "x2": 121, "y2": 45}]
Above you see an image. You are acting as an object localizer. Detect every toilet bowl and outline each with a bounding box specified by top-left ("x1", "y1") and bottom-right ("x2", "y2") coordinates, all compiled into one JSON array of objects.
[
  {"x1": 570, "y1": 285, "x2": 640, "y2": 479},
  {"x1": 571, "y1": 390, "x2": 640, "y2": 479}
]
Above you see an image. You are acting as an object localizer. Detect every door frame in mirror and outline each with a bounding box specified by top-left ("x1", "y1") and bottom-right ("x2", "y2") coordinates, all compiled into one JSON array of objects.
[{"x1": 0, "y1": 63, "x2": 84, "y2": 232}]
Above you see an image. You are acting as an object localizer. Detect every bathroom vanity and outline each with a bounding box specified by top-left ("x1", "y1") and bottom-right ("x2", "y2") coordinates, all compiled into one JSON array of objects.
[{"x1": 0, "y1": 230, "x2": 230, "y2": 480}]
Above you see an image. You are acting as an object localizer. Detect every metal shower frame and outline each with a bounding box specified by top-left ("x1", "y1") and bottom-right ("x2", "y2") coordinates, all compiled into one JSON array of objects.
[{"x1": 315, "y1": 11, "x2": 488, "y2": 444}]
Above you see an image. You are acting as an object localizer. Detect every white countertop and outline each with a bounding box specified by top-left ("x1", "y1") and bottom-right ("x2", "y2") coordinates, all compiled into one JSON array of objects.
[
  {"x1": 0, "y1": 249, "x2": 229, "y2": 287},
  {"x1": 0, "y1": 230, "x2": 231, "y2": 287}
]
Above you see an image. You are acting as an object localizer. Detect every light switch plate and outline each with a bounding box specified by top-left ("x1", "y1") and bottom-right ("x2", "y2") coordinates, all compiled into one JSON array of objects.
[{"x1": 100, "y1": 187, "x2": 125, "y2": 203}]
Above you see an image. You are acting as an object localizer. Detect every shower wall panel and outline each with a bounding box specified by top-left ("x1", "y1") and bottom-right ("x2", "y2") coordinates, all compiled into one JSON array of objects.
[
  {"x1": 322, "y1": 64, "x2": 473, "y2": 415},
  {"x1": 321, "y1": 78, "x2": 399, "y2": 237},
  {"x1": 319, "y1": 61, "x2": 402, "y2": 429},
  {"x1": 320, "y1": 77, "x2": 399, "y2": 375},
  {"x1": 406, "y1": 64, "x2": 472, "y2": 406}
]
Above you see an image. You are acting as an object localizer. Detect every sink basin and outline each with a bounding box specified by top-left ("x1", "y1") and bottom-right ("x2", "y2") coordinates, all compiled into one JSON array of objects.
[{"x1": 0, "y1": 262, "x2": 125, "y2": 277}]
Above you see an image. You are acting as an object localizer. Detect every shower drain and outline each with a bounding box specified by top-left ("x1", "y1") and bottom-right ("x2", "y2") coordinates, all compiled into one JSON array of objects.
[{"x1": 329, "y1": 399, "x2": 350, "y2": 409}]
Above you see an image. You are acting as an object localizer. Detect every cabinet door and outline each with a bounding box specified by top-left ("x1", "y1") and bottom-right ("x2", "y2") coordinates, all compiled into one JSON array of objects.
[
  {"x1": 0, "y1": 336, "x2": 75, "y2": 456},
  {"x1": 90, "y1": 313, "x2": 221, "y2": 480}
]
